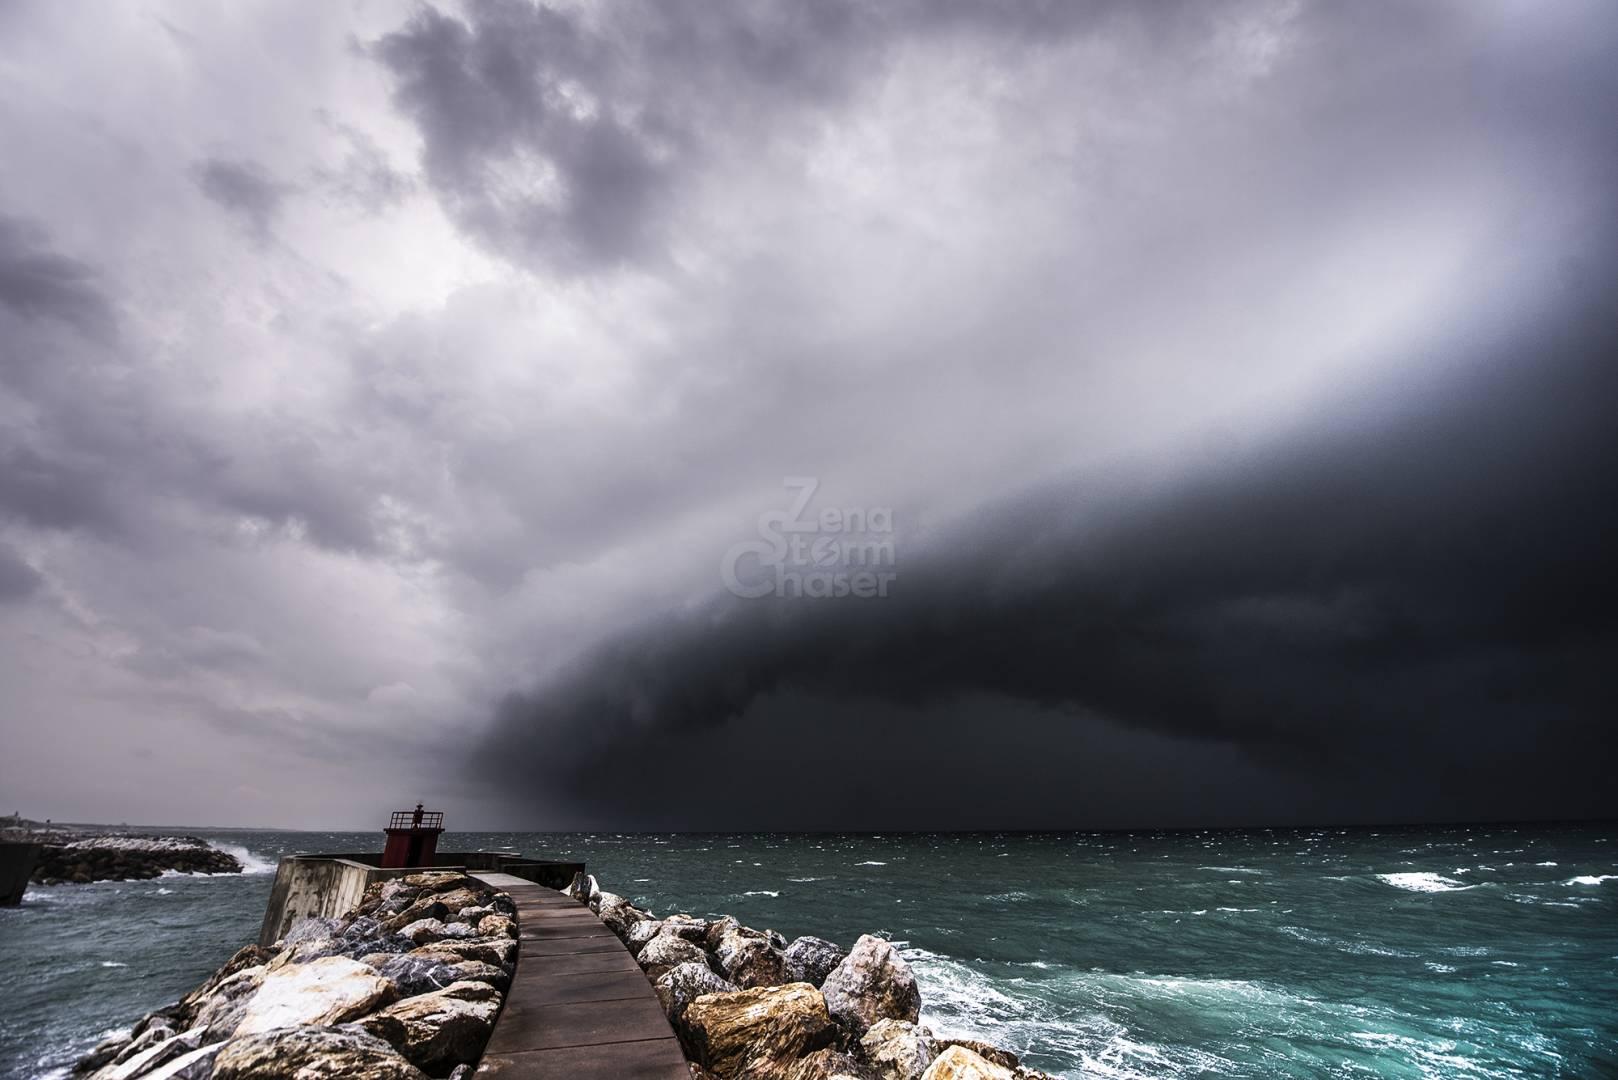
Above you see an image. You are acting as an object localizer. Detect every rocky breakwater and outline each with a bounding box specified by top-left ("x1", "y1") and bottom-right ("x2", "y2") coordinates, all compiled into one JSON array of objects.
[
  {"x1": 566, "y1": 874, "x2": 1060, "y2": 1080},
  {"x1": 33, "y1": 835, "x2": 242, "y2": 884},
  {"x1": 73, "y1": 870, "x2": 518, "y2": 1080}
]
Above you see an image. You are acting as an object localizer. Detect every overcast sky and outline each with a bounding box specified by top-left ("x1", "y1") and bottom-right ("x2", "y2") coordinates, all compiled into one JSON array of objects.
[{"x1": 2, "y1": 0, "x2": 1615, "y2": 830}]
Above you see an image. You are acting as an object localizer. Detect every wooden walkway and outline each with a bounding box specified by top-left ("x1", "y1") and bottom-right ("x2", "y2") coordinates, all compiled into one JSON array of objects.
[{"x1": 470, "y1": 872, "x2": 690, "y2": 1079}]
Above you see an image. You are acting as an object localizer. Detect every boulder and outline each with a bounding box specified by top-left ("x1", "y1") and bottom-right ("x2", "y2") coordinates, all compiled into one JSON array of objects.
[
  {"x1": 476, "y1": 914, "x2": 516, "y2": 939},
  {"x1": 136, "y1": 1043, "x2": 223, "y2": 1080},
  {"x1": 90, "y1": 1025, "x2": 206, "y2": 1080},
  {"x1": 920, "y1": 1046, "x2": 1014, "y2": 1080},
  {"x1": 936, "y1": 1041, "x2": 1017, "y2": 1071},
  {"x1": 655, "y1": 961, "x2": 737, "y2": 1027},
  {"x1": 402, "y1": 871, "x2": 470, "y2": 894},
  {"x1": 859, "y1": 1019, "x2": 938, "y2": 1080},
  {"x1": 784, "y1": 937, "x2": 847, "y2": 987},
  {"x1": 625, "y1": 919, "x2": 664, "y2": 956},
  {"x1": 638, "y1": 933, "x2": 711, "y2": 981},
  {"x1": 383, "y1": 898, "x2": 450, "y2": 934},
  {"x1": 563, "y1": 871, "x2": 599, "y2": 905},
  {"x1": 232, "y1": 956, "x2": 396, "y2": 1036},
  {"x1": 714, "y1": 926, "x2": 786, "y2": 989},
  {"x1": 660, "y1": 914, "x2": 709, "y2": 943},
  {"x1": 781, "y1": 1047, "x2": 875, "y2": 1080},
  {"x1": 703, "y1": 915, "x2": 742, "y2": 953},
  {"x1": 362, "y1": 981, "x2": 500, "y2": 1074},
  {"x1": 449, "y1": 960, "x2": 510, "y2": 992},
  {"x1": 598, "y1": 894, "x2": 653, "y2": 938},
  {"x1": 189, "y1": 965, "x2": 268, "y2": 1038},
  {"x1": 413, "y1": 937, "x2": 517, "y2": 968},
  {"x1": 374, "y1": 954, "x2": 464, "y2": 997},
  {"x1": 211, "y1": 1026, "x2": 427, "y2": 1080},
  {"x1": 820, "y1": 936, "x2": 920, "y2": 1033},
  {"x1": 399, "y1": 918, "x2": 449, "y2": 945},
  {"x1": 681, "y1": 984, "x2": 837, "y2": 1079}
]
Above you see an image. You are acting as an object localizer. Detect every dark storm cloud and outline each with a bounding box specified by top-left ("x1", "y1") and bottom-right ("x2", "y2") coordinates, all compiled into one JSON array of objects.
[
  {"x1": 0, "y1": 215, "x2": 115, "y2": 340},
  {"x1": 472, "y1": 265, "x2": 1618, "y2": 828},
  {"x1": 0, "y1": 541, "x2": 41, "y2": 602},
  {"x1": 194, "y1": 157, "x2": 290, "y2": 240}
]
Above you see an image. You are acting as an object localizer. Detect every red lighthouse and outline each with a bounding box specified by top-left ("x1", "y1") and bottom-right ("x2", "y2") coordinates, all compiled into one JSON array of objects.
[{"x1": 381, "y1": 803, "x2": 444, "y2": 869}]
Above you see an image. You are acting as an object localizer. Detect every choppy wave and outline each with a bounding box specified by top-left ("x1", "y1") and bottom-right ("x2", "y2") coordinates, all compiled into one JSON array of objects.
[
  {"x1": 207, "y1": 842, "x2": 277, "y2": 875},
  {"x1": 1376, "y1": 872, "x2": 1472, "y2": 893}
]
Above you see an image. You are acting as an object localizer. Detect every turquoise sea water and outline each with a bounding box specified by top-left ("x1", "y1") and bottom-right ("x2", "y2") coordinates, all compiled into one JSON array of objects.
[{"x1": 2, "y1": 825, "x2": 1615, "y2": 1078}]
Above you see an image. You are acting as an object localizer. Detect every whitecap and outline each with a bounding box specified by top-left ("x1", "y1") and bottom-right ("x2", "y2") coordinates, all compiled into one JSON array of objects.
[
  {"x1": 206, "y1": 842, "x2": 277, "y2": 874},
  {"x1": 99, "y1": 961, "x2": 128, "y2": 968},
  {"x1": 1565, "y1": 874, "x2": 1618, "y2": 886},
  {"x1": 1375, "y1": 872, "x2": 1471, "y2": 893},
  {"x1": 855, "y1": 861, "x2": 887, "y2": 866},
  {"x1": 742, "y1": 890, "x2": 780, "y2": 898}
]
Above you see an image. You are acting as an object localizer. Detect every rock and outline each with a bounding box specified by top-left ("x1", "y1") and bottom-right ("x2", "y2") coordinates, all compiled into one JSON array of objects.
[
  {"x1": 416, "y1": 937, "x2": 517, "y2": 968},
  {"x1": 429, "y1": 888, "x2": 489, "y2": 916},
  {"x1": 638, "y1": 933, "x2": 711, "y2": 981},
  {"x1": 91, "y1": 1025, "x2": 206, "y2": 1080},
  {"x1": 703, "y1": 915, "x2": 742, "y2": 952},
  {"x1": 820, "y1": 936, "x2": 920, "y2": 1034},
  {"x1": 137, "y1": 1043, "x2": 223, "y2": 1080},
  {"x1": 563, "y1": 871, "x2": 599, "y2": 905},
  {"x1": 283, "y1": 916, "x2": 341, "y2": 946},
  {"x1": 859, "y1": 1019, "x2": 938, "y2": 1080},
  {"x1": 937, "y1": 1041, "x2": 1017, "y2": 1071},
  {"x1": 449, "y1": 960, "x2": 510, "y2": 992},
  {"x1": 374, "y1": 954, "x2": 465, "y2": 997},
  {"x1": 784, "y1": 937, "x2": 847, "y2": 987},
  {"x1": 598, "y1": 894, "x2": 653, "y2": 938},
  {"x1": 766, "y1": 930, "x2": 789, "y2": 951},
  {"x1": 660, "y1": 914, "x2": 709, "y2": 943},
  {"x1": 714, "y1": 926, "x2": 786, "y2": 989},
  {"x1": 625, "y1": 919, "x2": 664, "y2": 956},
  {"x1": 383, "y1": 898, "x2": 450, "y2": 934},
  {"x1": 362, "y1": 981, "x2": 500, "y2": 1074},
  {"x1": 399, "y1": 918, "x2": 450, "y2": 945},
  {"x1": 448, "y1": 1067, "x2": 473, "y2": 1080},
  {"x1": 211, "y1": 1026, "x2": 428, "y2": 1080},
  {"x1": 781, "y1": 1047, "x2": 875, "y2": 1080},
  {"x1": 402, "y1": 871, "x2": 469, "y2": 894},
  {"x1": 681, "y1": 984, "x2": 837, "y2": 1079},
  {"x1": 920, "y1": 1046, "x2": 1014, "y2": 1080},
  {"x1": 476, "y1": 913, "x2": 516, "y2": 939},
  {"x1": 232, "y1": 956, "x2": 396, "y2": 1036},
  {"x1": 189, "y1": 965, "x2": 268, "y2": 1038},
  {"x1": 655, "y1": 961, "x2": 737, "y2": 1027}
]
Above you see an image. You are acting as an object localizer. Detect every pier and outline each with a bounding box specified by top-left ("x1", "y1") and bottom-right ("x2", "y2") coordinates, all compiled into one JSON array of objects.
[{"x1": 470, "y1": 872, "x2": 689, "y2": 1078}]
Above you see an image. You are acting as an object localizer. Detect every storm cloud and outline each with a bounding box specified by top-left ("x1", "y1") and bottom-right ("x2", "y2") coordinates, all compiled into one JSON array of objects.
[{"x1": 1, "y1": 0, "x2": 1614, "y2": 829}]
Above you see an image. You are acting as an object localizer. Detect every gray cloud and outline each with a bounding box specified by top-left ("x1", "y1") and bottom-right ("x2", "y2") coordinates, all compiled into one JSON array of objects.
[
  {"x1": 194, "y1": 157, "x2": 290, "y2": 239},
  {"x1": 0, "y1": 215, "x2": 115, "y2": 340},
  {"x1": 0, "y1": 541, "x2": 40, "y2": 602}
]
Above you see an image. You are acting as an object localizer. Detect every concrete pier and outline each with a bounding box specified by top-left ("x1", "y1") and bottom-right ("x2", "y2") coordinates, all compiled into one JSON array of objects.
[
  {"x1": 259, "y1": 851, "x2": 585, "y2": 945},
  {"x1": 469, "y1": 872, "x2": 689, "y2": 1079}
]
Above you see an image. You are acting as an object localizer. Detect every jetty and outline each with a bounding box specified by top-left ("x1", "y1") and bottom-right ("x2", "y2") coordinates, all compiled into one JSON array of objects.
[{"x1": 469, "y1": 871, "x2": 689, "y2": 1078}]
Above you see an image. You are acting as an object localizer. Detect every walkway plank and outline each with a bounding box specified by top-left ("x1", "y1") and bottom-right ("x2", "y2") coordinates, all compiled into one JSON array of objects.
[{"x1": 471, "y1": 873, "x2": 689, "y2": 1079}]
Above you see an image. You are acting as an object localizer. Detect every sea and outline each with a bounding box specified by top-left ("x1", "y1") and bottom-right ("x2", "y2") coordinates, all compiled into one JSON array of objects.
[{"x1": 2, "y1": 825, "x2": 1615, "y2": 1079}]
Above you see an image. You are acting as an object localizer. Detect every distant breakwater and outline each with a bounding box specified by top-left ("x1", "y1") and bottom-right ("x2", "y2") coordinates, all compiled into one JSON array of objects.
[{"x1": 32, "y1": 836, "x2": 242, "y2": 885}]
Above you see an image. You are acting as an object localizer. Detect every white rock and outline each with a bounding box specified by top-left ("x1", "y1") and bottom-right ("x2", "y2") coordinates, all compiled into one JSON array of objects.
[
  {"x1": 921, "y1": 1046, "x2": 1015, "y2": 1080},
  {"x1": 232, "y1": 956, "x2": 394, "y2": 1036}
]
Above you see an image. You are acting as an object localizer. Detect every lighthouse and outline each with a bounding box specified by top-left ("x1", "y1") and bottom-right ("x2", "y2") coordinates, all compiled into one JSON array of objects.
[{"x1": 380, "y1": 803, "x2": 444, "y2": 869}]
